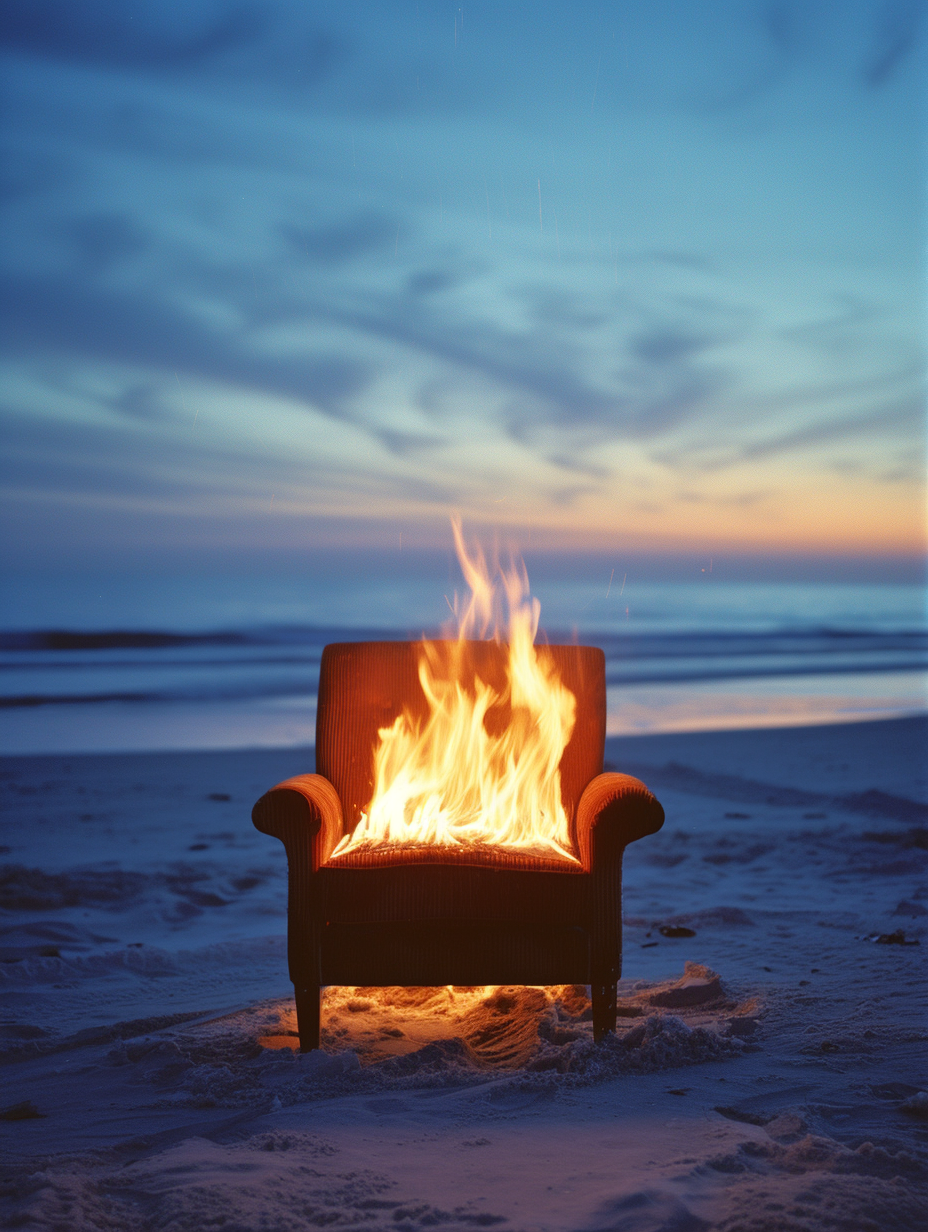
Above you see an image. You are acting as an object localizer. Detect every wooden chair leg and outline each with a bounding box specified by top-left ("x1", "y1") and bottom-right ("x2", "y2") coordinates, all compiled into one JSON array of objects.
[
  {"x1": 294, "y1": 984, "x2": 321, "y2": 1051},
  {"x1": 592, "y1": 981, "x2": 617, "y2": 1042}
]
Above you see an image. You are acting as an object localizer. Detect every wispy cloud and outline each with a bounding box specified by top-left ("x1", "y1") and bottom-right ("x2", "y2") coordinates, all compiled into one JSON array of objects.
[
  {"x1": 863, "y1": 0, "x2": 927, "y2": 85},
  {"x1": 0, "y1": 2, "x2": 265, "y2": 71},
  {"x1": 0, "y1": 270, "x2": 377, "y2": 423},
  {"x1": 279, "y1": 214, "x2": 400, "y2": 266},
  {"x1": 733, "y1": 398, "x2": 921, "y2": 464},
  {"x1": 657, "y1": 396, "x2": 921, "y2": 474}
]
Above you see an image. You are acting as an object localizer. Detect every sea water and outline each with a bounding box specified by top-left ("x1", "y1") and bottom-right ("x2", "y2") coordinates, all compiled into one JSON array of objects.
[{"x1": 1, "y1": 571, "x2": 924, "y2": 754}]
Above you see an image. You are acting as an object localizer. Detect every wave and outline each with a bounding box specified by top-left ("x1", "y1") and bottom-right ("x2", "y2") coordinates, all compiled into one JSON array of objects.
[
  {"x1": 0, "y1": 622, "x2": 924, "y2": 710},
  {"x1": 590, "y1": 629, "x2": 927, "y2": 656},
  {"x1": 3, "y1": 623, "x2": 925, "y2": 651},
  {"x1": 0, "y1": 625, "x2": 395, "y2": 652},
  {"x1": 605, "y1": 656, "x2": 928, "y2": 688}
]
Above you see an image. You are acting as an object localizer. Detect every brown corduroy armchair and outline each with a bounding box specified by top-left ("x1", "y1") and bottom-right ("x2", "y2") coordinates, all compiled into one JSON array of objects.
[{"x1": 252, "y1": 641, "x2": 664, "y2": 1049}]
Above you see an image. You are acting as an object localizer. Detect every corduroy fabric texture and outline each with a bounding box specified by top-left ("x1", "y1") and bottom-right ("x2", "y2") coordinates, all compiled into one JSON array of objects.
[
  {"x1": 319, "y1": 864, "x2": 590, "y2": 924},
  {"x1": 320, "y1": 921, "x2": 590, "y2": 986}
]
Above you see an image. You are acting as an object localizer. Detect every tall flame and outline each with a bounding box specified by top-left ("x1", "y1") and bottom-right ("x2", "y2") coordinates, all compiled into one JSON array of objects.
[{"x1": 330, "y1": 518, "x2": 578, "y2": 862}]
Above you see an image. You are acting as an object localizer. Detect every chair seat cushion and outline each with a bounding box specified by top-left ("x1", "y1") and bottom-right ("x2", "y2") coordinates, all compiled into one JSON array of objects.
[{"x1": 323, "y1": 842, "x2": 581, "y2": 873}]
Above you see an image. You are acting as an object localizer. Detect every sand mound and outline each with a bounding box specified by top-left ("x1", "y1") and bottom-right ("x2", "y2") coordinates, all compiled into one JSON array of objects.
[
  {"x1": 703, "y1": 1134, "x2": 928, "y2": 1231},
  {"x1": 5, "y1": 1132, "x2": 512, "y2": 1232}
]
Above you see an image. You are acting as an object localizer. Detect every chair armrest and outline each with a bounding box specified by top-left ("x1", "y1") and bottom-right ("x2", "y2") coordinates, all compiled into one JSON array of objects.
[
  {"x1": 252, "y1": 774, "x2": 344, "y2": 871},
  {"x1": 575, "y1": 773, "x2": 664, "y2": 871}
]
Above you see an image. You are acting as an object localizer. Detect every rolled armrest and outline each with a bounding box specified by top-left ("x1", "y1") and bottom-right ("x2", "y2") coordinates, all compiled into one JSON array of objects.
[
  {"x1": 575, "y1": 773, "x2": 664, "y2": 871},
  {"x1": 252, "y1": 774, "x2": 344, "y2": 871}
]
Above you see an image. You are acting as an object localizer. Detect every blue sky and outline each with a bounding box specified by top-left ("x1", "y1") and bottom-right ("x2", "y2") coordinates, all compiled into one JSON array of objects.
[{"x1": 0, "y1": 0, "x2": 924, "y2": 577}]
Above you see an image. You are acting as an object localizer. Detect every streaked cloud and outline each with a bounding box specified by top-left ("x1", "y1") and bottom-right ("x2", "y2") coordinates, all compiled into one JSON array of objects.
[{"x1": 863, "y1": 0, "x2": 927, "y2": 85}]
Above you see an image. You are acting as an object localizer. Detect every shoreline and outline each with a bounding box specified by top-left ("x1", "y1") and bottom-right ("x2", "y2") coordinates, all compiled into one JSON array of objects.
[{"x1": 3, "y1": 710, "x2": 925, "y2": 791}]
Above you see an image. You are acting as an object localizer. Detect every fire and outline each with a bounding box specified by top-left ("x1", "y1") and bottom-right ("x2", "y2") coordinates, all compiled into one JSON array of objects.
[{"x1": 329, "y1": 518, "x2": 578, "y2": 862}]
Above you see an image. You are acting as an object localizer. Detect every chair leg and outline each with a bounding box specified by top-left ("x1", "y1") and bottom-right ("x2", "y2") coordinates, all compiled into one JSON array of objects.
[
  {"x1": 592, "y1": 981, "x2": 617, "y2": 1042},
  {"x1": 294, "y1": 984, "x2": 321, "y2": 1051}
]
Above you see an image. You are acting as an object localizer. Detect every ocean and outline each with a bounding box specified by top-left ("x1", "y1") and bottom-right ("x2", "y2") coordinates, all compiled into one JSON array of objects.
[{"x1": 1, "y1": 571, "x2": 925, "y2": 754}]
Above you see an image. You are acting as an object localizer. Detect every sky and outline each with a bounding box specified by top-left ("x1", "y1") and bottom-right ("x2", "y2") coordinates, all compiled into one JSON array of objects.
[{"x1": 0, "y1": 0, "x2": 925, "y2": 583}]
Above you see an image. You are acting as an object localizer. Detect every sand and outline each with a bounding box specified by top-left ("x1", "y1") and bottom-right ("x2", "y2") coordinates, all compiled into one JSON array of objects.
[{"x1": 1, "y1": 716, "x2": 926, "y2": 1230}]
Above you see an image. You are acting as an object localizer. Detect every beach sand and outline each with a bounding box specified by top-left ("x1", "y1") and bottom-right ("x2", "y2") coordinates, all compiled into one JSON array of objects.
[{"x1": 1, "y1": 716, "x2": 926, "y2": 1230}]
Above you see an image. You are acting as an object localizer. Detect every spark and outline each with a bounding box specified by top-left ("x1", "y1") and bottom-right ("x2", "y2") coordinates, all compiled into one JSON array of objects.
[
  {"x1": 605, "y1": 567, "x2": 614, "y2": 598},
  {"x1": 619, "y1": 571, "x2": 627, "y2": 595}
]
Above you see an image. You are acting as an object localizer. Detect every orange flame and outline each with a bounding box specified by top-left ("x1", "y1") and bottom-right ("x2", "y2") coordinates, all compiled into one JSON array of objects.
[{"x1": 330, "y1": 518, "x2": 578, "y2": 862}]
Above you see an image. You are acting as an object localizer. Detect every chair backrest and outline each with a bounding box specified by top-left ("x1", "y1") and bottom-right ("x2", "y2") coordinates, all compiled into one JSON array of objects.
[{"x1": 315, "y1": 641, "x2": 606, "y2": 837}]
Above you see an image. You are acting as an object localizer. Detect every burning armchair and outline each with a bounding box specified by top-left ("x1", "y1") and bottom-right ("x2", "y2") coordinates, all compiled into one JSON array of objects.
[{"x1": 253, "y1": 638, "x2": 664, "y2": 1049}]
